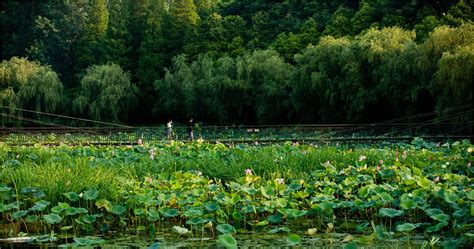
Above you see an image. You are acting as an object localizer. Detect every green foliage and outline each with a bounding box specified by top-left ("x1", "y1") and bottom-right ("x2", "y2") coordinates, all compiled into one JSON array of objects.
[
  {"x1": 74, "y1": 64, "x2": 138, "y2": 123},
  {"x1": 0, "y1": 57, "x2": 63, "y2": 125},
  {"x1": 1, "y1": 0, "x2": 473, "y2": 125},
  {"x1": 0, "y1": 140, "x2": 473, "y2": 247}
]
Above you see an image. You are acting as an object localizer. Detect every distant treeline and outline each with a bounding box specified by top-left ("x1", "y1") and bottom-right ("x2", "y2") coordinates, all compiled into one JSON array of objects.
[{"x1": 0, "y1": 0, "x2": 473, "y2": 125}]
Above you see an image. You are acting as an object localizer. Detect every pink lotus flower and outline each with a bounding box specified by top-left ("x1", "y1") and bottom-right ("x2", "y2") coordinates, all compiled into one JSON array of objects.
[
  {"x1": 376, "y1": 165, "x2": 380, "y2": 172},
  {"x1": 137, "y1": 138, "x2": 143, "y2": 145},
  {"x1": 276, "y1": 178, "x2": 285, "y2": 184},
  {"x1": 379, "y1": 159, "x2": 384, "y2": 165},
  {"x1": 359, "y1": 155, "x2": 366, "y2": 161},
  {"x1": 245, "y1": 168, "x2": 252, "y2": 175},
  {"x1": 434, "y1": 176, "x2": 440, "y2": 182}
]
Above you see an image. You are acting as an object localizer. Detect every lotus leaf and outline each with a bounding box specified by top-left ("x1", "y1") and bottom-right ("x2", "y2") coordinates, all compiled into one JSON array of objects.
[
  {"x1": 83, "y1": 189, "x2": 99, "y2": 200},
  {"x1": 467, "y1": 190, "x2": 474, "y2": 200},
  {"x1": 426, "y1": 221, "x2": 448, "y2": 233},
  {"x1": 287, "y1": 234, "x2": 301, "y2": 245},
  {"x1": 12, "y1": 210, "x2": 28, "y2": 220},
  {"x1": 267, "y1": 213, "x2": 283, "y2": 224},
  {"x1": 217, "y1": 234, "x2": 237, "y2": 249},
  {"x1": 378, "y1": 208, "x2": 404, "y2": 218},
  {"x1": 43, "y1": 213, "x2": 62, "y2": 224},
  {"x1": 343, "y1": 242, "x2": 358, "y2": 249},
  {"x1": 268, "y1": 226, "x2": 291, "y2": 234},
  {"x1": 216, "y1": 223, "x2": 236, "y2": 234},
  {"x1": 431, "y1": 214, "x2": 450, "y2": 222},
  {"x1": 73, "y1": 237, "x2": 105, "y2": 246},
  {"x1": 147, "y1": 209, "x2": 160, "y2": 221},
  {"x1": 63, "y1": 192, "x2": 80, "y2": 202},
  {"x1": 110, "y1": 205, "x2": 126, "y2": 215},
  {"x1": 82, "y1": 215, "x2": 96, "y2": 224},
  {"x1": 29, "y1": 200, "x2": 50, "y2": 212},
  {"x1": 378, "y1": 193, "x2": 394, "y2": 203},
  {"x1": 161, "y1": 208, "x2": 179, "y2": 218},
  {"x1": 95, "y1": 199, "x2": 112, "y2": 211},
  {"x1": 65, "y1": 207, "x2": 79, "y2": 216},
  {"x1": 26, "y1": 215, "x2": 38, "y2": 222},
  {"x1": 204, "y1": 201, "x2": 219, "y2": 212},
  {"x1": 396, "y1": 223, "x2": 416, "y2": 232}
]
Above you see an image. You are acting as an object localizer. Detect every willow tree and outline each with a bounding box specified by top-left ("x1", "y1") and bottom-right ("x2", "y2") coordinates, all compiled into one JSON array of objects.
[
  {"x1": 74, "y1": 64, "x2": 138, "y2": 123},
  {"x1": 0, "y1": 57, "x2": 63, "y2": 125},
  {"x1": 421, "y1": 24, "x2": 474, "y2": 119}
]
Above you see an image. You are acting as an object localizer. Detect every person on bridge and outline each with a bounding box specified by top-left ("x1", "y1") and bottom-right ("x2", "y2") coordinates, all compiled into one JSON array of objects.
[
  {"x1": 166, "y1": 119, "x2": 173, "y2": 140},
  {"x1": 188, "y1": 118, "x2": 194, "y2": 141}
]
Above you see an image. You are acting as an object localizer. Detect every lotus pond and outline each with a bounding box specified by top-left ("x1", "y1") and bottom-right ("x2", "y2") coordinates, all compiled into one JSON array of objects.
[{"x1": 0, "y1": 139, "x2": 473, "y2": 248}]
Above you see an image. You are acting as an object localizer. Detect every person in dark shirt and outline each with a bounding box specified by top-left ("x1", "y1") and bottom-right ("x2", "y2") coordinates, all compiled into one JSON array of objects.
[{"x1": 187, "y1": 118, "x2": 194, "y2": 141}]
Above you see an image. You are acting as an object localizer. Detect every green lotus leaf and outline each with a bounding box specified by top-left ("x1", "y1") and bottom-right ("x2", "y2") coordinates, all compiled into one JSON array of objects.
[
  {"x1": 424, "y1": 208, "x2": 445, "y2": 217},
  {"x1": 378, "y1": 208, "x2": 404, "y2": 218},
  {"x1": 12, "y1": 210, "x2": 28, "y2": 220},
  {"x1": 65, "y1": 207, "x2": 79, "y2": 216},
  {"x1": 276, "y1": 198, "x2": 287, "y2": 208},
  {"x1": 417, "y1": 177, "x2": 432, "y2": 189},
  {"x1": 378, "y1": 193, "x2": 394, "y2": 203},
  {"x1": 82, "y1": 215, "x2": 96, "y2": 224},
  {"x1": 0, "y1": 186, "x2": 12, "y2": 192},
  {"x1": 51, "y1": 206, "x2": 65, "y2": 214},
  {"x1": 444, "y1": 192, "x2": 459, "y2": 204},
  {"x1": 400, "y1": 199, "x2": 416, "y2": 210},
  {"x1": 217, "y1": 234, "x2": 237, "y2": 249},
  {"x1": 161, "y1": 208, "x2": 179, "y2": 218},
  {"x1": 453, "y1": 208, "x2": 467, "y2": 218},
  {"x1": 232, "y1": 211, "x2": 244, "y2": 221},
  {"x1": 343, "y1": 242, "x2": 358, "y2": 249},
  {"x1": 287, "y1": 183, "x2": 302, "y2": 191},
  {"x1": 216, "y1": 223, "x2": 236, "y2": 234},
  {"x1": 431, "y1": 214, "x2": 450, "y2": 222},
  {"x1": 242, "y1": 186, "x2": 257, "y2": 195},
  {"x1": 44, "y1": 213, "x2": 62, "y2": 224},
  {"x1": 284, "y1": 209, "x2": 307, "y2": 219},
  {"x1": 63, "y1": 192, "x2": 79, "y2": 202},
  {"x1": 73, "y1": 237, "x2": 106, "y2": 246},
  {"x1": 261, "y1": 185, "x2": 275, "y2": 198},
  {"x1": 204, "y1": 201, "x2": 219, "y2": 212},
  {"x1": 396, "y1": 223, "x2": 416, "y2": 232},
  {"x1": 147, "y1": 209, "x2": 160, "y2": 222},
  {"x1": 25, "y1": 215, "x2": 38, "y2": 222},
  {"x1": 426, "y1": 221, "x2": 448, "y2": 233},
  {"x1": 183, "y1": 207, "x2": 203, "y2": 217},
  {"x1": 134, "y1": 208, "x2": 145, "y2": 217},
  {"x1": 287, "y1": 234, "x2": 301, "y2": 246},
  {"x1": 76, "y1": 208, "x2": 88, "y2": 214},
  {"x1": 241, "y1": 205, "x2": 255, "y2": 213},
  {"x1": 268, "y1": 226, "x2": 291, "y2": 234},
  {"x1": 231, "y1": 194, "x2": 241, "y2": 205},
  {"x1": 355, "y1": 221, "x2": 370, "y2": 233},
  {"x1": 29, "y1": 200, "x2": 50, "y2": 212},
  {"x1": 110, "y1": 204, "x2": 126, "y2": 216},
  {"x1": 467, "y1": 190, "x2": 474, "y2": 200},
  {"x1": 83, "y1": 189, "x2": 99, "y2": 201},
  {"x1": 268, "y1": 213, "x2": 283, "y2": 224},
  {"x1": 187, "y1": 217, "x2": 208, "y2": 225},
  {"x1": 95, "y1": 199, "x2": 111, "y2": 211}
]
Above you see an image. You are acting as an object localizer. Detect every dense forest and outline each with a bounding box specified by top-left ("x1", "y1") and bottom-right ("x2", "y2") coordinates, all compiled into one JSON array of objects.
[{"x1": 1, "y1": 0, "x2": 473, "y2": 126}]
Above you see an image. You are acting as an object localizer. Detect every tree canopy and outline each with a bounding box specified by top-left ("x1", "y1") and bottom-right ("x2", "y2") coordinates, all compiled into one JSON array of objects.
[{"x1": 0, "y1": 0, "x2": 472, "y2": 126}]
